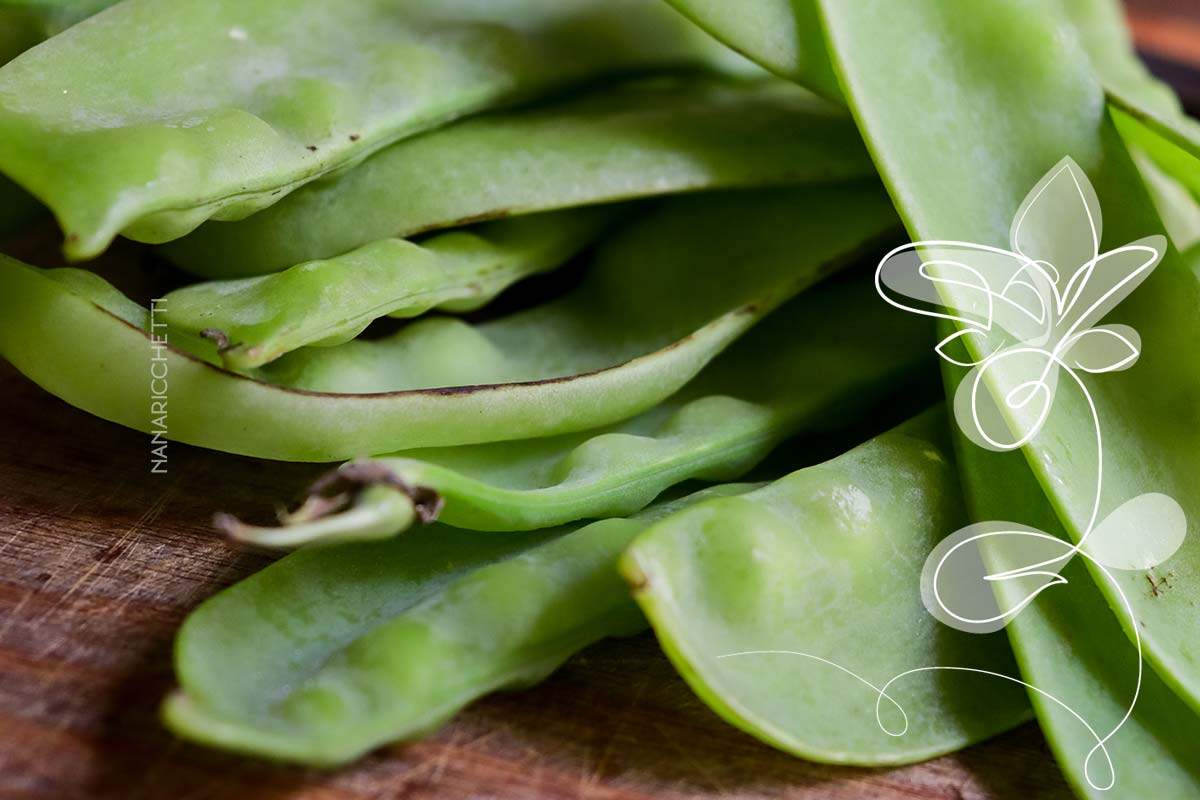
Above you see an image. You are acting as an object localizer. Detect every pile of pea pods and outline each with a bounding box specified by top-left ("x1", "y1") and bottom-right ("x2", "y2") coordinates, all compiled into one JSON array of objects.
[{"x1": 1, "y1": 1, "x2": 1199, "y2": 794}]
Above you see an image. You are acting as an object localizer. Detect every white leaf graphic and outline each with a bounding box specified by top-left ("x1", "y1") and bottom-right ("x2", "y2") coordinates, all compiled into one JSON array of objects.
[
  {"x1": 876, "y1": 242, "x2": 1054, "y2": 342},
  {"x1": 1056, "y1": 236, "x2": 1165, "y2": 338},
  {"x1": 952, "y1": 350, "x2": 1058, "y2": 452},
  {"x1": 935, "y1": 326, "x2": 997, "y2": 368},
  {"x1": 921, "y1": 522, "x2": 1072, "y2": 634},
  {"x1": 1082, "y1": 493, "x2": 1187, "y2": 571},
  {"x1": 1010, "y1": 156, "x2": 1101, "y2": 291},
  {"x1": 1063, "y1": 324, "x2": 1140, "y2": 374}
]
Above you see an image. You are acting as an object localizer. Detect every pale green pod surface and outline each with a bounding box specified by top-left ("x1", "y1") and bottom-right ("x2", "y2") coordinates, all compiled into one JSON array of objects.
[
  {"x1": 1058, "y1": 0, "x2": 1181, "y2": 118},
  {"x1": 221, "y1": 276, "x2": 934, "y2": 548},
  {"x1": 164, "y1": 484, "x2": 753, "y2": 765},
  {"x1": 817, "y1": 0, "x2": 1200, "y2": 712},
  {"x1": 659, "y1": 0, "x2": 1167, "y2": 111},
  {"x1": 0, "y1": 1, "x2": 123, "y2": 237},
  {"x1": 255, "y1": 185, "x2": 897, "y2": 394},
  {"x1": 662, "y1": 0, "x2": 843, "y2": 103},
  {"x1": 0, "y1": 0, "x2": 744, "y2": 260},
  {"x1": 161, "y1": 207, "x2": 620, "y2": 369},
  {"x1": 661, "y1": 0, "x2": 1200, "y2": 196},
  {"x1": 952, "y1": 420, "x2": 1200, "y2": 798},
  {"x1": 164, "y1": 77, "x2": 872, "y2": 277},
  {"x1": 621, "y1": 410, "x2": 1029, "y2": 765},
  {"x1": 0, "y1": 186, "x2": 896, "y2": 460}
]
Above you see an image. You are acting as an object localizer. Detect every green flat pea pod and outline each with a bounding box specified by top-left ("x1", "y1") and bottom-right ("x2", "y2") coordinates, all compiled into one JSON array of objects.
[
  {"x1": 948, "y1": 386, "x2": 1200, "y2": 798},
  {"x1": 253, "y1": 185, "x2": 895, "y2": 394},
  {"x1": 0, "y1": 0, "x2": 745, "y2": 260},
  {"x1": 217, "y1": 276, "x2": 933, "y2": 548},
  {"x1": 817, "y1": 0, "x2": 1200, "y2": 712},
  {"x1": 1059, "y1": 0, "x2": 1181, "y2": 117},
  {"x1": 620, "y1": 410, "x2": 1030, "y2": 765},
  {"x1": 664, "y1": 0, "x2": 1200, "y2": 194},
  {"x1": 0, "y1": 186, "x2": 896, "y2": 460},
  {"x1": 162, "y1": 208, "x2": 619, "y2": 370},
  {"x1": 0, "y1": 1, "x2": 122, "y2": 238},
  {"x1": 164, "y1": 76, "x2": 872, "y2": 278},
  {"x1": 164, "y1": 484, "x2": 754, "y2": 766},
  {"x1": 662, "y1": 0, "x2": 842, "y2": 103}
]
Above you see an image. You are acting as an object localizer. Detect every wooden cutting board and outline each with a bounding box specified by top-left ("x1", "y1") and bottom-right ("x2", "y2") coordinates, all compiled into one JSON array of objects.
[{"x1": 0, "y1": 4, "x2": 1194, "y2": 797}]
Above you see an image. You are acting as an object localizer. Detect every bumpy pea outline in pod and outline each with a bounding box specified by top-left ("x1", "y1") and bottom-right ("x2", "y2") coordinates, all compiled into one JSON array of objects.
[
  {"x1": 620, "y1": 410, "x2": 1031, "y2": 766},
  {"x1": 215, "y1": 276, "x2": 936, "y2": 548}
]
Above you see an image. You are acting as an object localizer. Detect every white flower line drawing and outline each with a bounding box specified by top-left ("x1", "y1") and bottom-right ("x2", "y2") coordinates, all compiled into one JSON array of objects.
[{"x1": 721, "y1": 157, "x2": 1185, "y2": 792}]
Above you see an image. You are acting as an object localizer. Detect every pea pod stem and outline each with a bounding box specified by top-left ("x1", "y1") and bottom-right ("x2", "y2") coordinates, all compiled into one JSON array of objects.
[
  {"x1": 217, "y1": 463, "x2": 446, "y2": 549},
  {"x1": 214, "y1": 276, "x2": 933, "y2": 548}
]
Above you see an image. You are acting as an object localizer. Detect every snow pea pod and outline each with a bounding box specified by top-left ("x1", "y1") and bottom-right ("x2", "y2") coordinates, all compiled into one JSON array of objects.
[
  {"x1": 163, "y1": 76, "x2": 872, "y2": 277},
  {"x1": 253, "y1": 185, "x2": 895, "y2": 394},
  {"x1": 161, "y1": 208, "x2": 619, "y2": 370},
  {"x1": 0, "y1": 185, "x2": 896, "y2": 460},
  {"x1": 218, "y1": 276, "x2": 933, "y2": 547},
  {"x1": 952, "y1": 408, "x2": 1200, "y2": 798},
  {"x1": 0, "y1": 0, "x2": 744, "y2": 260},
  {"x1": 0, "y1": 1, "x2": 122, "y2": 237},
  {"x1": 665, "y1": 0, "x2": 1200, "y2": 195},
  {"x1": 1059, "y1": 0, "x2": 1181, "y2": 117},
  {"x1": 621, "y1": 410, "x2": 1029, "y2": 765},
  {"x1": 816, "y1": 0, "x2": 1200, "y2": 712},
  {"x1": 662, "y1": 0, "x2": 842, "y2": 103},
  {"x1": 164, "y1": 484, "x2": 753, "y2": 766}
]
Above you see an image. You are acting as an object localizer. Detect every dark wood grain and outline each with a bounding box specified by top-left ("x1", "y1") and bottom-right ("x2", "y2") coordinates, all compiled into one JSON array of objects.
[{"x1": 1, "y1": 4, "x2": 1193, "y2": 797}]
